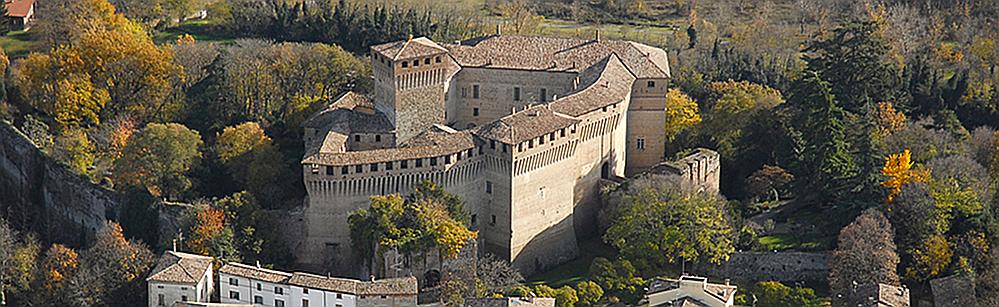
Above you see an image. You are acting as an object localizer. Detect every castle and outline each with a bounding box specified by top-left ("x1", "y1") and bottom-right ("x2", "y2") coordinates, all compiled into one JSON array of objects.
[{"x1": 299, "y1": 32, "x2": 676, "y2": 276}]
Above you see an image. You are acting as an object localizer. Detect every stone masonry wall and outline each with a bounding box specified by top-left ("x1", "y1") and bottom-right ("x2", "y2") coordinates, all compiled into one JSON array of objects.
[
  {"x1": 695, "y1": 251, "x2": 830, "y2": 283},
  {"x1": 0, "y1": 121, "x2": 117, "y2": 246}
]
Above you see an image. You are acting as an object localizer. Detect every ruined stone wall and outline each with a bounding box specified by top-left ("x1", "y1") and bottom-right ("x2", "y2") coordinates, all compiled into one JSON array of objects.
[
  {"x1": 695, "y1": 252, "x2": 830, "y2": 283},
  {"x1": 643, "y1": 148, "x2": 721, "y2": 194},
  {"x1": 0, "y1": 121, "x2": 117, "y2": 246},
  {"x1": 448, "y1": 68, "x2": 576, "y2": 129}
]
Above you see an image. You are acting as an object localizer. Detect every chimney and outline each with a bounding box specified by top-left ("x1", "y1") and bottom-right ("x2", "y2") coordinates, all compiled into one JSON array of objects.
[
  {"x1": 369, "y1": 275, "x2": 376, "y2": 282},
  {"x1": 496, "y1": 24, "x2": 502, "y2": 36},
  {"x1": 255, "y1": 261, "x2": 261, "y2": 268},
  {"x1": 725, "y1": 279, "x2": 730, "y2": 286},
  {"x1": 594, "y1": 29, "x2": 601, "y2": 42},
  {"x1": 172, "y1": 239, "x2": 177, "y2": 252},
  {"x1": 407, "y1": 34, "x2": 414, "y2": 41}
]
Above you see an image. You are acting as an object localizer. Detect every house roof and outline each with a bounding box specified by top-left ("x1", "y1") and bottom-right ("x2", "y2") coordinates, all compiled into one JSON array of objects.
[
  {"x1": 219, "y1": 262, "x2": 293, "y2": 284},
  {"x1": 549, "y1": 54, "x2": 636, "y2": 117},
  {"x1": 303, "y1": 129, "x2": 475, "y2": 166},
  {"x1": 474, "y1": 104, "x2": 579, "y2": 145},
  {"x1": 146, "y1": 251, "x2": 213, "y2": 284},
  {"x1": 372, "y1": 37, "x2": 448, "y2": 61},
  {"x1": 643, "y1": 276, "x2": 737, "y2": 307},
  {"x1": 444, "y1": 35, "x2": 670, "y2": 79},
  {"x1": 303, "y1": 92, "x2": 392, "y2": 133},
  {"x1": 4, "y1": 0, "x2": 33, "y2": 18},
  {"x1": 287, "y1": 272, "x2": 358, "y2": 294},
  {"x1": 357, "y1": 276, "x2": 419, "y2": 296}
]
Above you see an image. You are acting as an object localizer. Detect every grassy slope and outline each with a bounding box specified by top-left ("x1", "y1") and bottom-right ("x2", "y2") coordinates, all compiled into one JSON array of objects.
[{"x1": 0, "y1": 30, "x2": 43, "y2": 58}]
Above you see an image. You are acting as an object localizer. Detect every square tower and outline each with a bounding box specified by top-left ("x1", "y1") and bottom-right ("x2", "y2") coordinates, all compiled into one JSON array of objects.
[{"x1": 371, "y1": 37, "x2": 458, "y2": 143}]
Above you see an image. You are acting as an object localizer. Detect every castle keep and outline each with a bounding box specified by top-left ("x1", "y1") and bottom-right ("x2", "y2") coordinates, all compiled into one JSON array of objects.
[{"x1": 300, "y1": 34, "x2": 672, "y2": 275}]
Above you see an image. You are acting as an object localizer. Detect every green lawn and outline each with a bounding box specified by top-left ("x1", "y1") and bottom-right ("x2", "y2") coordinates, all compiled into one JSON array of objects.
[
  {"x1": 526, "y1": 238, "x2": 617, "y2": 287},
  {"x1": 153, "y1": 19, "x2": 236, "y2": 45},
  {"x1": 0, "y1": 30, "x2": 43, "y2": 58}
]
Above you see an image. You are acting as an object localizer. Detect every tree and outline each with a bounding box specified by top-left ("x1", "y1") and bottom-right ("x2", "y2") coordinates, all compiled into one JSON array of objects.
[
  {"x1": 32, "y1": 244, "x2": 79, "y2": 306},
  {"x1": 876, "y1": 101, "x2": 907, "y2": 136},
  {"x1": 700, "y1": 80, "x2": 784, "y2": 158},
  {"x1": 881, "y1": 149, "x2": 931, "y2": 203},
  {"x1": 604, "y1": 183, "x2": 735, "y2": 270},
  {"x1": 745, "y1": 165, "x2": 794, "y2": 201},
  {"x1": 52, "y1": 128, "x2": 97, "y2": 177},
  {"x1": 67, "y1": 222, "x2": 155, "y2": 307},
  {"x1": 664, "y1": 88, "x2": 701, "y2": 141},
  {"x1": 588, "y1": 257, "x2": 644, "y2": 304},
  {"x1": 553, "y1": 286, "x2": 579, "y2": 307},
  {"x1": 214, "y1": 122, "x2": 293, "y2": 206},
  {"x1": 186, "y1": 206, "x2": 229, "y2": 256},
  {"x1": 575, "y1": 281, "x2": 604, "y2": 306},
  {"x1": 114, "y1": 123, "x2": 203, "y2": 199},
  {"x1": 828, "y1": 209, "x2": 900, "y2": 305},
  {"x1": 791, "y1": 72, "x2": 860, "y2": 205},
  {"x1": 496, "y1": 0, "x2": 543, "y2": 35},
  {"x1": 904, "y1": 233, "x2": 953, "y2": 281},
  {"x1": 475, "y1": 254, "x2": 524, "y2": 295},
  {"x1": 750, "y1": 281, "x2": 820, "y2": 307}
]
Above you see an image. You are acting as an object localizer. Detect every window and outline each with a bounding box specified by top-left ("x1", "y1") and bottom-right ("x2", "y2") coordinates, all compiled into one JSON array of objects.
[
  {"x1": 472, "y1": 214, "x2": 477, "y2": 225},
  {"x1": 158, "y1": 285, "x2": 164, "y2": 289},
  {"x1": 355, "y1": 165, "x2": 363, "y2": 173},
  {"x1": 254, "y1": 296, "x2": 263, "y2": 304},
  {"x1": 416, "y1": 159, "x2": 423, "y2": 167},
  {"x1": 486, "y1": 181, "x2": 493, "y2": 194},
  {"x1": 514, "y1": 87, "x2": 521, "y2": 101},
  {"x1": 230, "y1": 292, "x2": 240, "y2": 300},
  {"x1": 473, "y1": 108, "x2": 479, "y2": 116},
  {"x1": 436, "y1": 56, "x2": 442, "y2": 63},
  {"x1": 402, "y1": 62, "x2": 408, "y2": 68},
  {"x1": 540, "y1": 88, "x2": 547, "y2": 102},
  {"x1": 371, "y1": 163, "x2": 378, "y2": 171},
  {"x1": 326, "y1": 166, "x2": 334, "y2": 175},
  {"x1": 461, "y1": 87, "x2": 467, "y2": 98},
  {"x1": 337, "y1": 293, "x2": 343, "y2": 299},
  {"x1": 636, "y1": 138, "x2": 646, "y2": 150},
  {"x1": 375, "y1": 135, "x2": 381, "y2": 142},
  {"x1": 275, "y1": 287, "x2": 284, "y2": 295},
  {"x1": 303, "y1": 299, "x2": 310, "y2": 307},
  {"x1": 304, "y1": 288, "x2": 309, "y2": 294},
  {"x1": 490, "y1": 140, "x2": 496, "y2": 149},
  {"x1": 647, "y1": 81, "x2": 655, "y2": 88},
  {"x1": 182, "y1": 295, "x2": 188, "y2": 302},
  {"x1": 385, "y1": 162, "x2": 393, "y2": 170},
  {"x1": 424, "y1": 58, "x2": 431, "y2": 65},
  {"x1": 430, "y1": 157, "x2": 438, "y2": 166},
  {"x1": 158, "y1": 294, "x2": 165, "y2": 306},
  {"x1": 229, "y1": 278, "x2": 238, "y2": 286},
  {"x1": 502, "y1": 144, "x2": 508, "y2": 153},
  {"x1": 491, "y1": 215, "x2": 497, "y2": 225},
  {"x1": 473, "y1": 85, "x2": 480, "y2": 98},
  {"x1": 257, "y1": 283, "x2": 261, "y2": 291},
  {"x1": 539, "y1": 136, "x2": 545, "y2": 145},
  {"x1": 401, "y1": 160, "x2": 408, "y2": 169},
  {"x1": 561, "y1": 129, "x2": 566, "y2": 137},
  {"x1": 413, "y1": 60, "x2": 419, "y2": 67},
  {"x1": 342, "y1": 166, "x2": 349, "y2": 174},
  {"x1": 550, "y1": 133, "x2": 555, "y2": 141},
  {"x1": 528, "y1": 140, "x2": 534, "y2": 149},
  {"x1": 539, "y1": 186, "x2": 546, "y2": 199},
  {"x1": 517, "y1": 144, "x2": 523, "y2": 152},
  {"x1": 444, "y1": 155, "x2": 451, "y2": 164},
  {"x1": 354, "y1": 135, "x2": 361, "y2": 142},
  {"x1": 276, "y1": 299, "x2": 285, "y2": 307}
]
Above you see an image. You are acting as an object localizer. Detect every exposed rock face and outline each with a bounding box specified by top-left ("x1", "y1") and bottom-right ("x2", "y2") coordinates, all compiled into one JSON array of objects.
[{"x1": 0, "y1": 121, "x2": 118, "y2": 246}]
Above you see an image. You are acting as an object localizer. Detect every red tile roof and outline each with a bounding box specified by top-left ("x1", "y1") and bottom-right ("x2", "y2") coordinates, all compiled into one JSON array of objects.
[{"x1": 4, "y1": 0, "x2": 33, "y2": 18}]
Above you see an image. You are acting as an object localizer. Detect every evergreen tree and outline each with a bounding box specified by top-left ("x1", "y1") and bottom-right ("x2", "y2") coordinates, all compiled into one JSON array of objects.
[{"x1": 792, "y1": 72, "x2": 860, "y2": 206}]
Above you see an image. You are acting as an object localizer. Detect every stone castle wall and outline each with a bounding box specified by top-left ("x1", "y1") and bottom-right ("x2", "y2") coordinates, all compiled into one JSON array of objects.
[
  {"x1": 447, "y1": 68, "x2": 576, "y2": 129},
  {"x1": 694, "y1": 251, "x2": 830, "y2": 283},
  {"x1": 0, "y1": 121, "x2": 117, "y2": 246}
]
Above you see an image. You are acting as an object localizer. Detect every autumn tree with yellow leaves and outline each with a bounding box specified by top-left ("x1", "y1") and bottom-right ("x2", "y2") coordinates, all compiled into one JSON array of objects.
[
  {"x1": 664, "y1": 88, "x2": 701, "y2": 141},
  {"x1": 881, "y1": 149, "x2": 930, "y2": 203}
]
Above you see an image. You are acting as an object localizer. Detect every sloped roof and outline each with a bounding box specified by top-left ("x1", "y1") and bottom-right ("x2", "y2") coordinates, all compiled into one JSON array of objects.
[
  {"x1": 549, "y1": 54, "x2": 636, "y2": 117},
  {"x1": 146, "y1": 251, "x2": 213, "y2": 284},
  {"x1": 219, "y1": 262, "x2": 292, "y2": 283},
  {"x1": 372, "y1": 37, "x2": 448, "y2": 60},
  {"x1": 303, "y1": 92, "x2": 392, "y2": 133},
  {"x1": 475, "y1": 104, "x2": 579, "y2": 145},
  {"x1": 444, "y1": 35, "x2": 670, "y2": 79},
  {"x1": 303, "y1": 129, "x2": 475, "y2": 166},
  {"x1": 287, "y1": 272, "x2": 358, "y2": 294},
  {"x1": 357, "y1": 276, "x2": 419, "y2": 296},
  {"x1": 4, "y1": 0, "x2": 33, "y2": 18}
]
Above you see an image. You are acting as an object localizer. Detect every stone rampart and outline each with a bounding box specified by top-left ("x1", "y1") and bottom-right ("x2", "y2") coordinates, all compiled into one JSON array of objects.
[
  {"x1": 695, "y1": 251, "x2": 830, "y2": 283},
  {"x1": 0, "y1": 121, "x2": 118, "y2": 246}
]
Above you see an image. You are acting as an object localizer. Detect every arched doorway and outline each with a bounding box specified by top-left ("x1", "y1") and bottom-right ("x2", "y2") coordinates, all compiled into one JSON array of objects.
[
  {"x1": 423, "y1": 269, "x2": 441, "y2": 289},
  {"x1": 601, "y1": 162, "x2": 609, "y2": 179}
]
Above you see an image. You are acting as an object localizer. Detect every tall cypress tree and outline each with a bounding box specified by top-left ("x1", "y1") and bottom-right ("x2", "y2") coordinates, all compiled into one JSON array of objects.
[{"x1": 792, "y1": 72, "x2": 861, "y2": 206}]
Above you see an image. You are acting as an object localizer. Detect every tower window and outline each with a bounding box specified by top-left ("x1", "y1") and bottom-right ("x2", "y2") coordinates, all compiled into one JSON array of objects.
[
  {"x1": 436, "y1": 56, "x2": 442, "y2": 63},
  {"x1": 402, "y1": 62, "x2": 408, "y2": 68},
  {"x1": 370, "y1": 163, "x2": 378, "y2": 171},
  {"x1": 514, "y1": 87, "x2": 521, "y2": 101},
  {"x1": 461, "y1": 87, "x2": 467, "y2": 98},
  {"x1": 471, "y1": 214, "x2": 477, "y2": 225},
  {"x1": 490, "y1": 140, "x2": 496, "y2": 149},
  {"x1": 486, "y1": 181, "x2": 492, "y2": 194},
  {"x1": 473, "y1": 85, "x2": 480, "y2": 99},
  {"x1": 503, "y1": 144, "x2": 508, "y2": 153},
  {"x1": 401, "y1": 160, "x2": 408, "y2": 169},
  {"x1": 647, "y1": 81, "x2": 655, "y2": 88},
  {"x1": 416, "y1": 159, "x2": 423, "y2": 167},
  {"x1": 375, "y1": 135, "x2": 381, "y2": 142},
  {"x1": 354, "y1": 135, "x2": 361, "y2": 142},
  {"x1": 326, "y1": 166, "x2": 334, "y2": 175},
  {"x1": 355, "y1": 165, "x2": 363, "y2": 173},
  {"x1": 444, "y1": 155, "x2": 451, "y2": 164},
  {"x1": 425, "y1": 58, "x2": 431, "y2": 65},
  {"x1": 341, "y1": 166, "x2": 349, "y2": 174},
  {"x1": 637, "y1": 138, "x2": 646, "y2": 150},
  {"x1": 491, "y1": 215, "x2": 496, "y2": 225},
  {"x1": 540, "y1": 88, "x2": 547, "y2": 102},
  {"x1": 473, "y1": 108, "x2": 479, "y2": 116},
  {"x1": 413, "y1": 60, "x2": 419, "y2": 67},
  {"x1": 430, "y1": 157, "x2": 438, "y2": 166},
  {"x1": 385, "y1": 162, "x2": 393, "y2": 170}
]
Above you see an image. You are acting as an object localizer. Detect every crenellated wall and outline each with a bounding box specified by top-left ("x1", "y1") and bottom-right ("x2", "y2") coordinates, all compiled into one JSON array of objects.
[{"x1": 0, "y1": 121, "x2": 117, "y2": 246}]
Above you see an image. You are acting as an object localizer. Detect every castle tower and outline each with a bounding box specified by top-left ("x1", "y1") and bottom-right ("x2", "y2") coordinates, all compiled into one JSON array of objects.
[{"x1": 371, "y1": 37, "x2": 458, "y2": 143}]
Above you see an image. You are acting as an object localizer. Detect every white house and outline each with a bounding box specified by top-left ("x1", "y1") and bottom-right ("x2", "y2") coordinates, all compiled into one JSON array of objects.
[
  {"x1": 218, "y1": 262, "x2": 417, "y2": 307},
  {"x1": 147, "y1": 251, "x2": 215, "y2": 307},
  {"x1": 638, "y1": 276, "x2": 737, "y2": 307}
]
